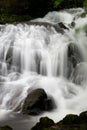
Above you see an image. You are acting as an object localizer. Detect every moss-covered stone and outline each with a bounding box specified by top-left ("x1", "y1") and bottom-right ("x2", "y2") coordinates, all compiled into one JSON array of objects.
[
  {"x1": 0, "y1": 14, "x2": 32, "y2": 23},
  {"x1": 79, "y1": 111, "x2": 87, "y2": 123},
  {"x1": 31, "y1": 117, "x2": 55, "y2": 130},
  {"x1": 80, "y1": 12, "x2": 87, "y2": 18},
  {"x1": 62, "y1": 114, "x2": 79, "y2": 125},
  {"x1": 31, "y1": 111, "x2": 87, "y2": 130}
]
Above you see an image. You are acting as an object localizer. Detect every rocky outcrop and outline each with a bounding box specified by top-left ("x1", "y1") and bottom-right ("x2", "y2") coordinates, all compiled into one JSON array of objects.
[
  {"x1": 31, "y1": 111, "x2": 87, "y2": 130},
  {"x1": 22, "y1": 88, "x2": 56, "y2": 115},
  {"x1": 31, "y1": 117, "x2": 55, "y2": 130}
]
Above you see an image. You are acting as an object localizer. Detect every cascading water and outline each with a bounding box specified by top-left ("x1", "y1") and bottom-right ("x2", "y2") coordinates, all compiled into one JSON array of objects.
[{"x1": 0, "y1": 8, "x2": 87, "y2": 130}]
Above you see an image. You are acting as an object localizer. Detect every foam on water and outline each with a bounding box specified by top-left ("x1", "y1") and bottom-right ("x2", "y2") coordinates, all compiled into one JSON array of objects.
[{"x1": 0, "y1": 8, "x2": 87, "y2": 130}]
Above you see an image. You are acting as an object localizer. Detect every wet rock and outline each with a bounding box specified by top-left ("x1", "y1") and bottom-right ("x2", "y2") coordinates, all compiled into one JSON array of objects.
[
  {"x1": 79, "y1": 111, "x2": 87, "y2": 123},
  {"x1": 0, "y1": 126, "x2": 12, "y2": 130},
  {"x1": 31, "y1": 111, "x2": 87, "y2": 130},
  {"x1": 70, "y1": 21, "x2": 75, "y2": 28},
  {"x1": 68, "y1": 43, "x2": 82, "y2": 65},
  {"x1": 22, "y1": 88, "x2": 56, "y2": 115},
  {"x1": 67, "y1": 43, "x2": 83, "y2": 77},
  {"x1": 6, "y1": 46, "x2": 13, "y2": 65},
  {"x1": 62, "y1": 114, "x2": 79, "y2": 125},
  {"x1": 28, "y1": 21, "x2": 64, "y2": 34},
  {"x1": 31, "y1": 117, "x2": 55, "y2": 130},
  {"x1": 70, "y1": 62, "x2": 87, "y2": 85},
  {"x1": 58, "y1": 22, "x2": 69, "y2": 30}
]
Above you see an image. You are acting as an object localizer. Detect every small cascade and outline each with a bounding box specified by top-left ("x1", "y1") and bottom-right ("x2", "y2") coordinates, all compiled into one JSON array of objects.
[{"x1": 0, "y1": 8, "x2": 87, "y2": 130}]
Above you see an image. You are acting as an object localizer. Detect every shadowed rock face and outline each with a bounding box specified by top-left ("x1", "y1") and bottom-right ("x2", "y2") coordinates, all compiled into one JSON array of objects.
[
  {"x1": 31, "y1": 111, "x2": 87, "y2": 130},
  {"x1": 31, "y1": 117, "x2": 55, "y2": 130},
  {"x1": 22, "y1": 88, "x2": 56, "y2": 115},
  {"x1": 67, "y1": 43, "x2": 83, "y2": 78}
]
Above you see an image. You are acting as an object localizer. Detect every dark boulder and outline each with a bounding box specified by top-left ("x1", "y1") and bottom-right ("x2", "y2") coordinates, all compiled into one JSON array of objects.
[
  {"x1": 31, "y1": 111, "x2": 87, "y2": 130},
  {"x1": 62, "y1": 114, "x2": 79, "y2": 125},
  {"x1": 79, "y1": 111, "x2": 87, "y2": 123},
  {"x1": 22, "y1": 88, "x2": 56, "y2": 115},
  {"x1": 70, "y1": 21, "x2": 75, "y2": 28},
  {"x1": 58, "y1": 22, "x2": 69, "y2": 30},
  {"x1": 67, "y1": 43, "x2": 83, "y2": 78},
  {"x1": 31, "y1": 117, "x2": 55, "y2": 130}
]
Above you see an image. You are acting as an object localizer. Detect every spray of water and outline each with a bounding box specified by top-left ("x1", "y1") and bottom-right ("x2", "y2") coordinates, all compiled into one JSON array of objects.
[{"x1": 0, "y1": 8, "x2": 87, "y2": 130}]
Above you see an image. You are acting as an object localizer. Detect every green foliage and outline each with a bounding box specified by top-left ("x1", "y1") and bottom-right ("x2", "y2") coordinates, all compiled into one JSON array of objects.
[
  {"x1": 0, "y1": 14, "x2": 32, "y2": 23},
  {"x1": 83, "y1": 0, "x2": 87, "y2": 6},
  {"x1": 80, "y1": 12, "x2": 87, "y2": 18},
  {"x1": 75, "y1": 24, "x2": 87, "y2": 34},
  {"x1": 53, "y1": 0, "x2": 63, "y2": 8}
]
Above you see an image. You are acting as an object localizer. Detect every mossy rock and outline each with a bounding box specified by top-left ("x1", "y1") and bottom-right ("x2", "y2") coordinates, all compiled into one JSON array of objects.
[
  {"x1": 62, "y1": 114, "x2": 79, "y2": 125},
  {"x1": 31, "y1": 117, "x2": 55, "y2": 130},
  {"x1": 79, "y1": 111, "x2": 87, "y2": 123},
  {"x1": 40, "y1": 117, "x2": 54, "y2": 127},
  {"x1": 0, "y1": 14, "x2": 32, "y2": 23},
  {"x1": 80, "y1": 12, "x2": 87, "y2": 18}
]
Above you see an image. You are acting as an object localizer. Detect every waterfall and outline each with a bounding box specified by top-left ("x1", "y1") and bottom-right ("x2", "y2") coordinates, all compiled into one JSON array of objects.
[{"x1": 0, "y1": 8, "x2": 87, "y2": 130}]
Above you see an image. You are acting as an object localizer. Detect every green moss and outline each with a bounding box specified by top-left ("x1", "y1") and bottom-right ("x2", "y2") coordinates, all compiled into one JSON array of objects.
[
  {"x1": 0, "y1": 14, "x2": 32, "y2": 23},
  {"x1": 53, "y1": 0, "x2": 64, "y2": 8},
  {"x1": 83, "y1": 0, "x2": 87, "y2": 6},
  {"x1": 75, "y1": 24, "x2": 87, "y2": 34},
  {"x1": 75, "y1": 28, "x2": 82, "y2": 33},
  {"x1": 80, "y1": 12, "x2": 87, "y2": 18},
  {"x1": 40, "y1": 117, "x2": 54, "y2": 127},
  {"x1": 62, "y1": 114, "x2": 79, "y2": 125}
]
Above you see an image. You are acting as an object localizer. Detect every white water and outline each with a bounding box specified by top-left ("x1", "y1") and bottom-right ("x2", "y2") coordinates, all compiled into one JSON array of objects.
[{"x1": 0, "y1": 8, "x2": 87, "y2": 130}]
